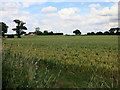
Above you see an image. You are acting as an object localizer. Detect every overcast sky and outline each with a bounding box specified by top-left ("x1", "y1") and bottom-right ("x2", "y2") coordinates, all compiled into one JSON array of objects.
[{"x1": 0, "y1": 0, "x2": 119, "y2": 35}]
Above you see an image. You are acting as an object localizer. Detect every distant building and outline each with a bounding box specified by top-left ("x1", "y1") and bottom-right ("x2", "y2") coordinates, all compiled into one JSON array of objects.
[{"x1": 28, "y1": 32, "x2": 36, "y2": 35}]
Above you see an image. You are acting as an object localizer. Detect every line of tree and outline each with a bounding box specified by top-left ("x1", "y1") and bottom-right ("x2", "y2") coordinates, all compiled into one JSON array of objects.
[
  {"x1": 0, "y1": 19, "x2": 27, "y2": 38},
  {"x1": 1, "y1": 20, "x2": 120, "y2": 38},
  {"x1": 34, "y1": 27, "x2": 63, "y2": 35},
  {"x1": 87, "y1": 28, "x2": 120, "y2": 35}
]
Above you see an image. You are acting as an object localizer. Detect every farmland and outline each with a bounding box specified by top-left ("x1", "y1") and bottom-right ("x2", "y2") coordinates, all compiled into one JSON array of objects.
[{"x1": 2, "y1": 35, "x2": 119, "y2": 88}]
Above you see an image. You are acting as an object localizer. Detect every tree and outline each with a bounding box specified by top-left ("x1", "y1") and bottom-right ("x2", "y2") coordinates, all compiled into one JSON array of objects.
[
  {"x1": 12, "y1": 19, "x2": 27, "y2": 38},
  {"x1": 35, "y1": 27, "x2": 43, "y2": 35},
  {"x1": 108, "y1": 27, "x2": 120, "y2": 35},
  {"x1": 87, "y1": 32, "x2": 95, "y2": 35},
  {"x1": 21, "y1": 31, "x2": 26, "y2": 35},
  {"x1": 87, "y1": 32, "x2": 91, "y2": 35},
  {"x1": 115, "y1": 28, "x2": 120, "y2": 35},
  {"x1": 91, "y1": 32, "x2": 95, "y2": 35},
  {"x1": 0, "y1": 22, "x2": 8, "y2": 38},
  {"x1": 96, "y1": 31, "x2": 103, "y2": 35},
  {"x1": 115, "y1": 28, "x2": 120, "y2": 33},
  {"x1": 114, "y1": 27, "x2": 120, "y2": 35},
  {"x1": 109, "y1": 28, "x2": 115, "y2": 35},
  {"x1": 35, "y1": 27, "x2": 40, "y2": 31},
  {"x1": 48, "y1": 31, "x2": 53, "y2": 35},
  {"x1": 104, "y1": 31, "x2": 110, "y2": 35},
  {"x1": 43, "y1": 30, "x2": 48, "y2": 35},
  {"x1": 35, "y1": 30, "x2": 43, "y2": 35},
  {"x1": 73, "y1": 29, "x2": 81, "y2": 35}
]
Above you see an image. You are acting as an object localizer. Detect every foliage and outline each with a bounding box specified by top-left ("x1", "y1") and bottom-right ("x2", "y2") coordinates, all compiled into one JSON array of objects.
[
  {"x1": 35, "y1": 30, "x2": 43, "y2": 35},
  {"x1": 104, "y1": 31, "x2": 110, "y2": 35},
  {"x1": 43, "y1": 31, "x2": 48, "y2": 35},
  {"x1": 21, "y1": 31, "x2": 26, "y2": 35},
  {"x1": 12, "y1": 19, "x2": 27, "y2": 38},
  {"x1": 73, "y1": 29, "x2": 81, "y2": 35},
  {"x1": 87, "y1": 27, "x2": 120, "y2": 35},
  {"x1": 0, "y1": 22, "x2": 8, "y2": 37},
  {"x1": 34, "y1": 30, "x2": 63, "y2": 35},
  {"x1": 109, "y1": 28, "x2": 116, "y2": 35},
  {"x1": 96, "y1": 31, "x2": 103, "y2": 35},
  {"x1": 35, "y1": 27, "x2": 43, "y2": 35},
  {"x1": 48, "y1": 31, "x2": 53, "y2": 35}
]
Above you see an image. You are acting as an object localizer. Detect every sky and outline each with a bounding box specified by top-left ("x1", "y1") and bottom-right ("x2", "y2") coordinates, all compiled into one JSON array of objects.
[{"x1": 0, "y1": 0, "x2": 119, "y2": 35}]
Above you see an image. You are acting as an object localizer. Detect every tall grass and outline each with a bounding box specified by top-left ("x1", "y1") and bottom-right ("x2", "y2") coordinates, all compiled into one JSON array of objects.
[
  {"x1": 2, "y1": 35, "x2": 119, "y2": 88},
  {"x1": 2, "y1": 46, "x2": 62, "y2": 88}
]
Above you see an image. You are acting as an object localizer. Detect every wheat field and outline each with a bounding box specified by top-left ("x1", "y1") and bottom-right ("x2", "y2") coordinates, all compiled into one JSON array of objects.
[{"x1": 2, "y1": 35, "x2": 119, "y2": 88}]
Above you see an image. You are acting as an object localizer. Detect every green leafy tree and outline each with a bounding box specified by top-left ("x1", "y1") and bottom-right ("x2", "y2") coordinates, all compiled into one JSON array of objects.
[
  {"x1": 115, "y1": 27, "x2": 120, "y2": 35},
  {"x1": 12, "y1": 19, "x2": 27, "y2": 38},
  {"x1": 96, "y1": 31, "x2": 103, "y2": 35},
  {"x1": 35, "y1": 27, "x2": 40, "y2": 31},
  {"x1": 73, "y1": 29, "x2": 81, "y2": 35},
  {"x1": 35, "y1": 27, "x2": 43, "y2": 35},
  {"x1": 104, "y1": 31, "x2": 110, "y2": 35},
  {"x1": 35, "y1": 30, "x2": 43, "y2": 35},
  {"x1": 87, "y1": 32, "x2": 95, "y2": 35},
  {"x1": 48, "y1": 31, "x2": 53, "y2": 35},
  {"x1": 43, "y1": 30, "x2": 48, "y2": 35},
  {"x1": 115, "y1": 28, "x2": 120, "y2": 33},
  {"x1": 91, "y1": 32, "x2": 95, "y2": 35},
  {"x1": 21, "y1": 31, "x2": 26, "y2": 35},
  {"x1": 0, "y1": 22, "x2": 8, "y2": 38},
  {"x1": 109, "y1": 28, "x2": 116, "y2": 35}
]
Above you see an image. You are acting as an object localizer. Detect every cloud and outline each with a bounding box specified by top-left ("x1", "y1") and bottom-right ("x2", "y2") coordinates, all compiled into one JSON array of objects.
[
  {"x1": 41, "y1": 6, "x2": 57, "y2": 13},
  {"x1": 58, "y1": 8, "x2": 81, "y2": 20},
  {"x1": 87, "y1": 2, "x2": 118, "y2": 30},
  {"x1": 89, "y1": 4, "x2": 101, "y2": 8},
  {"x1": 0, "y1": 0, "x2": 119, "y2": 3},
  {"x1": 58, "y1": 8, "x2": 80, "y2": 15},
  {"x1": 21, "y1": 0, "x2": 48, "y2": 8},
  {"x1": 0, "y1": 2, "x2": 119, "y2": 34},
  {"x1": 0, "y1": 2, "x2": 40, "y2": 34},
  {"x1": 90, "y1": 2, "x2": 118, "y2": 23},
  {"x1": 91, "y1": 7, "x2": 110, "y2": 16},
  {"x1": 105, "y1": 0, "x2": 119, "y2": 2},
  {"x1": 0, "y1": 0, "x2": 48, "y2": 8}
]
